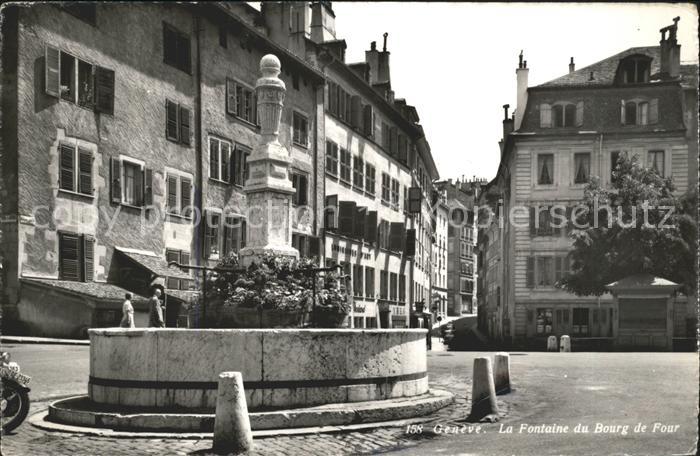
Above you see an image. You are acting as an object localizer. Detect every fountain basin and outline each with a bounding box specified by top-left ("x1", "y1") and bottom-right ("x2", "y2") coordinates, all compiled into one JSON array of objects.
[{"x1": 89, "y1": 328, "x2": 429, "y2": 410}]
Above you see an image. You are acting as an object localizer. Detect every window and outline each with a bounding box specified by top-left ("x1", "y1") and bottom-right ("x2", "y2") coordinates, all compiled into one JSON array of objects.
[
  {"x1": 381, "y1": 122, "x2": 390, "y2": 152},
  {"x1": 58, "y1": 144, "x2": 93, "y2": 196},
  {"x1": 291, "y1": 172, "x2": 308, "y2": 206},
  {"x1": 353, "y1": 156, "x2": 364, "y2": 189},
  {"x1": 610, "y1": 151, "x2": 621, "y2": 181},
  {"x1": 527, "y1": 255, "x2": 570, "y2": 288},
  {"x1": 460, "y1": 278, "x2": 473, "y2": 293},
  {"x1": 365, "y1": 267, "x2": 375, "y2": 298},
  {"x1": 165, "y1": 173, "x2": 193, "y2": 218},
  {"x1": 390, "y1": 178, "x2": 400, "y2": 211},
  {"x1": 205, "y1": 211, "x2": 221, "y2": 258},
  {"x1": 218, "y1": 26, "x2": 227, "y2": 48},
  {"x1": 165, "y1": 249, "x2": 192, "y2": 290},
  {"x1": 353, "y1": 264, "x2": 364, "y2": 297},
  {"x1": 209, "y1": 137, "x2": 229, "y2": 182},
  {"x1": 45, "y1": 46, "x2": 114, "y2": 114},
  {"x1": 379, "y1": 270, "x2": 388, "y2": 300},
  {"x1": 381, "y1": 173, "x2": 391, "y2": 204},
  {"x1": 165, "y1": 100, "x2": 191, "y2": 145},
  {"x1": 365, "y1": 164, "x2": 376, "y2": 195},
  {"x1": 222, "y1": 216, "x2": 246, "y2": 256},
  {"x1": 327, "y1": 81, "x2": 352, "y2": 122},
  {"x1": 110, "y1": 158, "x2": 152, "y2": 207},
  {"x1": 163, "y1": 23, "x2": 191, "y2": 73},
  {"x1": 618, "y1": 57, "x2": 650, "y2": 84},
  {"x1": 339, "y1": 148, "x2": 351, "y2": 182},
  {"x1": 326, "y1": 141, "x2": 338, "y2": 176},
  {"x1": 573, "y1": 152, "x2": 591, "y2": 184},
  {"x1": 535, "y1": 308, "x2": 553, "y2": 335},
  {"x1": 58, "y1": 232, "x2": 94, "y2": 282},
  {"x1": 226, "y1": 79, "x2": 257, "y2": 124},
  {"x1": 389, "y1": 273, "x2": 398, "y2": 301},
  {"x1": 378, "y1": 219, "x2": 391, "y2": 250},
  {"x1": 232, "y1": 144, "x2": 250, "y2": 186},
  {"x1": 572, "y1": 308, "x2": 589, "y2": 335},
  {"x1": 621, "y1": 99, "x2": 658, "y2": 125},
  {"x1": 122, "y1": 160, "x2": 144, "y2": 206},
  {"x1": 536, "y1": 257, "x2": 554, "y2": 286},
  {"x1": 648, "y1": 150, "x2": 665, "y2": 176},
  {"x1": 537, "y1": 154, "x2": 554, "y2": 185},
  {"x1": 292, "y1": 112, "x2": 308, "y2": 147}
]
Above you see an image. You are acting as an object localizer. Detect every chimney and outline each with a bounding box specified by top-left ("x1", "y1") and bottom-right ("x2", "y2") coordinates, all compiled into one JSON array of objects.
[
  {"x1": 514, "y1": 51, "x2": 529, "y2": 130},
  {"x1": 502, "y1": 103, "x2": 514, "y2": 138},
  {"x1": 569, "y1": 57, "x2": 575, "y2": 74},
  {"x1": 365, "y1": 34, "x2": 391, "y2": 85},
  {"x1": 310, "y1": 1, "x2": 336, "y2": 44},
  {"x1": 659, "y1": 17, "x2": 681, "y2": 79}
]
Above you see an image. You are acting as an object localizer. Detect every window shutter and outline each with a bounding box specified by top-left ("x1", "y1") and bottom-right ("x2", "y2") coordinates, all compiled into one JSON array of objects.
[
  {"x1": 649, "y1": 98, "x2": 658, "y2": 124},
  {"x1": 389, "y1": 222, "x2": 404, "y2": 252},
  {"x1": 338, "y1": 201, "x2": 356, "y2": 236},
  {"x1": 94, "y1": 66, "x2": 115, "y2": 115},
  {"x1": 620, "y1": 99, "x2": 626, "y2": 125},
  {"x1": 404, "y1": 228, "x2": 416, "y2": 256},
  {"x1": 59, "y1": 233, "x2": 81, "y2": 281},
  {"x1": 529, "y1": 206, "x2": 536, "y2": 236},
  {"x1": 166, "y1": 100, "x2": 179, "y2": 141},
  {"x1": 45, "y1": 45, "x2": 60, "y2": 97},
  {"x1": 556, "y1": 309, "x2": 562, "y2": 325},
  {"x1": 365, "y1": 210, "x2": 377, "y2": 243},
  {"x1": 223, "y1": 216, "x2": 233, "y2": 255},
  {"x1": 309, "y1": 236, "x2": 320, "y2": 257},
  {"x1": 252, "y1": 93, "x2": 259, "y2": 125},
  {"x1": 221, "y1": 143, "x2": 230, "y2": 183},
  {"x1": 555, "y1": 256, "x2": 563, "y2": 283},
  {"x1": 363, "y1": 104, "x2": 374, "y2": 137},
  {"x1": 527, "y1": 309, "x2": 534, "y2": 324},
  {"x1": 324, "y1": 195, "x2": 338, "y2": 230},
  {"x1": 179, "y1": 106, "x2": 191, "y2": 145},
  {"x1": 167, "y1": 175, "x2": 178, "y2": 214},
  {"x1": 59, "y1": 145, "x2": 75, "y2": 192},
  {"x1": 180, "y1": 177, "x2": 192, "y2": 217},
  {"x1": 350, "y1": 95, "x2": 362, "y2": 129},
  {"x1": 226, "y1": 79, "x2": 236, "y2": 115},
  {"x1": 526, "y1": 256, "x2": 535, "y2": 288},
  {"x1": 353, "y1": 206, "x2": 366, "y2": 239},
  {"x1": 77, "y1": 148, "x2": 93, "y2": 195},
  {"x1": 575, "y1": 101, "x2": 584, "y2": 127},
  {"x1": 203, "y1": 211, "x2": 211, "y2": 255},
  {"x1": 83, "y1": 235, "x2": 94, "y2": 282},
  {"x1": 144, "y1": 168, "x2": 153, "y2": 206},
  {"x1": 563, "y1": 308, "x2": 570, "y2": 324},
  {"x1": 110, "y1": 157, "x2": 121, "y2": 203},
  {"x1": 398, "y1": 135, "x2": 408, "y2": 163},
  {"x1": 390, "y1": 127, "x2": 398, "y2": 157},
  {"x1": 540, "y1": 103, "x2": 551, "y2": 128},
  {"x1": 240, "y1": 219, "x2": 247, "y2": 249}
]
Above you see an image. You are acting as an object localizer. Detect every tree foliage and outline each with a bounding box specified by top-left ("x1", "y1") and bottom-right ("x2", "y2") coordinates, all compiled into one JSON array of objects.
[{"x1": 559, "y1": 153, "x2": 697, "y2": 296}]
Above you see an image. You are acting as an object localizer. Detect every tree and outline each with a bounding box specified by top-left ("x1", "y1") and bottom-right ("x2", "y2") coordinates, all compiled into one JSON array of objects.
[{"x1": 559, "y1": 153, "x2": 697, "y2": 297}]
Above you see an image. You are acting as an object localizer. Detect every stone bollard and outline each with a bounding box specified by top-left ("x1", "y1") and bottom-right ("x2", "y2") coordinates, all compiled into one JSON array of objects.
[
  {"x1": 468, "y1": 357, "x2": 499, "y2": 422},
  {"x1": 547, "y1": 335, "x2": 558, "y2": 351},
  {"x1": 560, "y1": 335, "x2": 571, "y2": 352},
  {"x1": 493, "y1": 352, "x2": 511, "y2": 395},
  {"x1": 213, "y1": 372, "x2": 253, "y2": 455}
]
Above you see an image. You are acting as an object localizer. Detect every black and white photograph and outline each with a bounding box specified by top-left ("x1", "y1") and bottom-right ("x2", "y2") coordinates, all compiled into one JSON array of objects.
[{"x1": 0, "y1": 2, "x2": 698, "y2": 455}]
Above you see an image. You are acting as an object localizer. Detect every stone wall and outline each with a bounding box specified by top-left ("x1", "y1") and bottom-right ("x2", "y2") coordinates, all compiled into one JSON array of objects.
[{"x1": 89, "y1": 328, "x2": 429, "y2": 409}]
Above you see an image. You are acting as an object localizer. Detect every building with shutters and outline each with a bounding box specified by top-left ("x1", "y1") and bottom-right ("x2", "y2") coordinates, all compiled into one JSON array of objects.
[
  {"x1": 479, "y1": 18, "x2": 698, "y2": 349},
  {"x1": 0, "y1": 3, "x2": 326, "y2": 336},
  {"x1": 435, "y1": 179, "x2": 481, "y2": 317}
]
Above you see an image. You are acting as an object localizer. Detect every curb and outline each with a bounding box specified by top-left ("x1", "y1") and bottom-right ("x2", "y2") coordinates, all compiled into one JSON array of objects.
[
  {"x1": 29, "y1": 409, "x2": 434, "y2": 439},
  {"x1": 1, "y1": 336, "x2": 90, "y2": 346}
]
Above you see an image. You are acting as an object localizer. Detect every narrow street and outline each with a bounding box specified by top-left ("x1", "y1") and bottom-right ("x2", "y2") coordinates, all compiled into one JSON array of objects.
[{"x1": 2, "y1": 343, "x2": 696, "y2": 456}]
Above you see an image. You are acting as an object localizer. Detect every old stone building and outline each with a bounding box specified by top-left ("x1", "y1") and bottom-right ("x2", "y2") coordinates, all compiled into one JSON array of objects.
[
  {"x1": 0, "y1": 2, "x2": 441, "y2": 336},
  {"x1": 479, "y1": 18, "x2": 698, "y2": 349}
]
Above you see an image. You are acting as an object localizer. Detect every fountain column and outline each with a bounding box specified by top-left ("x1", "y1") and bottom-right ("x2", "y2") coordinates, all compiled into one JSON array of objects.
[{"x1": 239, "y1": 55, "x2": 299, "y2": 266}]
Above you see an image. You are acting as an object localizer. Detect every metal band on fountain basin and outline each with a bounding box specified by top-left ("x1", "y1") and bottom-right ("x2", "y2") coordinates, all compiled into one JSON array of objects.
[{"x1": 88, "y1": 328, "x2": 429, "y2": 410}]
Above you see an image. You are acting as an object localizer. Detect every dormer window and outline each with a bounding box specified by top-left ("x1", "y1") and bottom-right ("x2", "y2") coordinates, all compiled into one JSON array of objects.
[{"x1": 616, "y1": 55, "x2": 651, "y2": 84}]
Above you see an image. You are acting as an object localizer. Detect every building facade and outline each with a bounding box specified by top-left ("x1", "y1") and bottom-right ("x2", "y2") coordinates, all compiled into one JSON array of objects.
[
  {"x1": 480, "y1": 18, "x2": 698, "y2": 349},
  {"x1": 0, "y1": 2, "x2": 441, "y2": 336}
]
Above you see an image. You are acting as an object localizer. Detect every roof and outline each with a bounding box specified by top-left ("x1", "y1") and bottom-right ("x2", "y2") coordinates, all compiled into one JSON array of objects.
[
  {"x1": 115, "y1": 248, "x2": 191, "y2": 280},
  {"x1": 605, "y1": 273, "x2": 681, "y2": 291},
  {"x1": 537, "y1": 47, "x2": 661, "y2": 88},
  {"x1": 21, "y1": 278, "x2": 149, "y2": 304}
]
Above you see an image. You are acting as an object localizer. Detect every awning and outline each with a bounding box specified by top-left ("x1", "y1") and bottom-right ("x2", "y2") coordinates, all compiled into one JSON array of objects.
[
  {"x1": 605, "y1": 274, "x2": 681, "y2": 294},
  {"x1": 115, "y1": 247, "x2": 191, "y2": 280}
]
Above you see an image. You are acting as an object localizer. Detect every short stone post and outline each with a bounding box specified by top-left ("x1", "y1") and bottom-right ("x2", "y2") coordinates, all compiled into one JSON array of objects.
[
  {"x1": 468, "y1": 357, "x2": 499, "y2": 422},
  {"x1": 493, "y1": 352, "x2": 511, "y2": 395},
  {"x1": 560, "y1": 335, "x2": 571, "y2": 352},
  {"x1": 213, "y1": 372, "x2": 253, "y2": 455},
  {"x1": 547, "y1": 335, "x2": 558, "y2": 351}
]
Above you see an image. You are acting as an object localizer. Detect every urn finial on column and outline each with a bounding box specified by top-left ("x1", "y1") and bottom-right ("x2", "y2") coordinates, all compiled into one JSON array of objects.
[{"x1": 256, "y1": 54, "x2": 286, "y2": 146}]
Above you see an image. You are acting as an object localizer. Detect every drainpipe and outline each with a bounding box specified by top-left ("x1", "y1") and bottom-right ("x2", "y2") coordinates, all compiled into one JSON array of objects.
[{"x1": 194, "y1": 14, "x2": 204, "y2": 322}]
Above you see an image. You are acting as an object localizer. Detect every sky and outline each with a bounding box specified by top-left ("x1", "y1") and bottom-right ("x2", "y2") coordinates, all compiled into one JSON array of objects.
[{"x1": 330, "y1": 2, "x2": 699, "y2": 182}]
